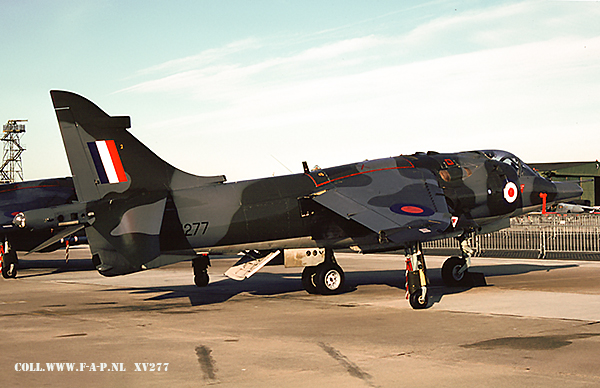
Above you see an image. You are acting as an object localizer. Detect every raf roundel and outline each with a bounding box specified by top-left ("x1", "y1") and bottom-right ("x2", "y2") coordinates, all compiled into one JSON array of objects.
[
  {"x1": 390, "y1": 203, "x2": 435, "y2": 217},
  {"x1": 503, "y1": 181, "x2": 518, "y2": 203}
]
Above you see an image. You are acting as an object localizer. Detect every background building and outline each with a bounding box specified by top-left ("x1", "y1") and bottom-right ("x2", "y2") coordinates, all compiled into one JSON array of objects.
[{"x1": 530, "y1": 161, "x2": 600, "y2": 206}]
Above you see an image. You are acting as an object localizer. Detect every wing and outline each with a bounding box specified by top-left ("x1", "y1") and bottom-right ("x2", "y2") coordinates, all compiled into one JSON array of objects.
[{"x1": 309, "y1": 160, "x2": 451, "y2": 244}]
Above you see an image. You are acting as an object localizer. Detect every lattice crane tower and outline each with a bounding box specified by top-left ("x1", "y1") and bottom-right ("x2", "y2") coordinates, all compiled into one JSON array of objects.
[{"x1": 0, "y1": 119, "x2": 27, "y2": 183}]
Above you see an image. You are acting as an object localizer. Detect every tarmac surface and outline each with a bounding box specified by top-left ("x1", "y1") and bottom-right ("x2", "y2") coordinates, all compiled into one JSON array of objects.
[{"x1": 2, "y1": 247, "x2": 600, "y2": 387}]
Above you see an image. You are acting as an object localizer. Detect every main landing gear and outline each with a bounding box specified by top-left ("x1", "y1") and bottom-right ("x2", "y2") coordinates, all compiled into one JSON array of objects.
[
  {"x1": 1, "y1": 239, "x2": 18, "y2": 279},
  {"x1": 441, "y1": 232, "x2": 475, "y2": 287},
  {"x1": 301, "y1": 248, "x2": 345, "y2": 295},
  {"x1": 192, "y1": 254, "x2": 210, "y2": 287}
]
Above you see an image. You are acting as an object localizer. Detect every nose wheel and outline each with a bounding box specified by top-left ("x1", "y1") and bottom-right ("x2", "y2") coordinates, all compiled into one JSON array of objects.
[
  {"x1": 441, "y1": 231, "x2": 477, "y2": 287},
  {"x1": 441, "y1": 256, "x2": 469, "y2": 286}
]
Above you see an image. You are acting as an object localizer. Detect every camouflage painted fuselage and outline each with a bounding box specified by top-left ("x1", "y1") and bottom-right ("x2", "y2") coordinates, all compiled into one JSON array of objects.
[
  {"x1": 170, "y1": 150, "x2": 579, "y2": 256},
  {"x1": 48, "y1": 91, "x2": 582, "y2": 276}
]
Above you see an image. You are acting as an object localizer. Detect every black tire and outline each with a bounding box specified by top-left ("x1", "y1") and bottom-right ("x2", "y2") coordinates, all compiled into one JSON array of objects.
[
  {"x1": 441, "y1": 256, "x2": 469, "y2": 287},
  {"x1": 1, "y1": 261, "x2": 17, "y2": 279},
  {"x1": 194, "y1": 270, "x2": 209, "y2": 287},
  {"x1": 409, "y1": 289, "x2": 428, "y2": 309},
  {"x1": 1, "y1": 250, "x2": 17, "y2": 279},
  {"x1": 314, "y1": 263, "x2": 345, "y2": 295},
  {"x1": 301, "y1": 266, "x2": 319, "y2": 294}
]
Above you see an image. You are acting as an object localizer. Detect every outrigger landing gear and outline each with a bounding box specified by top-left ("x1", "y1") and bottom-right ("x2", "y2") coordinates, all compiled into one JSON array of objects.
[
  {"x1": 441, "y1": 231, "x2": 475, "y2": 287},
  {"x1": 192, "y1": 254, "x2": 210, "y2": 287},
  {"x1": 0, "y1": 239, "x2": 18, "y2": 279},
  {"x1": 301, "y1": 248, "x2": 345, "y2": 295},
  {"x1": 405, "y1": 242, "x2": 429, "y2": 309}
]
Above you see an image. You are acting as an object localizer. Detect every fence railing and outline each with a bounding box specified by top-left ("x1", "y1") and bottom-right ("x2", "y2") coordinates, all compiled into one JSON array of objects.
[{"x1": 423, "y1": 213, "x2": 600, "y2": 259}]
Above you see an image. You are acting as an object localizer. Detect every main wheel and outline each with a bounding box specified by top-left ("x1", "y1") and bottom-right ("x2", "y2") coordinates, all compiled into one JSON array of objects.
[
  {"x1": 314, "y1": 263, "x2": 345, "y2": 295},
  {"x1": 441, "y1": 256, "x2": 469, "y2": 287},
  {"x1": 301, "y1": 266, "x2": 319, "y2": 294},
  {"x1": 409, "y1": 289, "x2": 428, "y2": 309}
]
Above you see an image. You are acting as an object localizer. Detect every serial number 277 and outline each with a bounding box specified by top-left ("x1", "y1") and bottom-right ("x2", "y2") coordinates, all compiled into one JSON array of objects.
[{"x1": 183, "y1": 222, "x2": 209, "y2": 237}]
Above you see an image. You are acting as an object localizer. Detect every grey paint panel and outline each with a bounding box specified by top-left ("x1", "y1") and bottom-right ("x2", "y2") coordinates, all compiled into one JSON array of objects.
[
  {"x1": 312, "y1": 168, "x2": 451, "y2": 240},
  {"x1": 173, "y1": 183, "x2": 248, "y2": 248},
  {"x1": 110, "y1": 198, "x2": 166, "y2": 236},
  {"x1": 313, "y1": 189, "x2": 400, "y2": 231}
]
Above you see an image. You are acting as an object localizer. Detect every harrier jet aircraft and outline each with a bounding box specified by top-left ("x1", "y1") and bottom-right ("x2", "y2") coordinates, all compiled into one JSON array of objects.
[
  {"x1": 0, "y1": 177, "x2": 82, "y2": 279},
  {"x1": 17, "y1": 91, "x2": 582, "y2": 309}
]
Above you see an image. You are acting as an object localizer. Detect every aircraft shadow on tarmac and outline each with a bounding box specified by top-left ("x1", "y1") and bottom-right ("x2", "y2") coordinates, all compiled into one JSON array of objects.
[
  {"x1": 428, "y1": 263, "x2": 579, "y2": 303},
  {"x1": 11, "y1": 258, "x2": 96, "y2": 279},
  {"x1": 104, "y1": 262, "x2": 578, "y2": 308}
]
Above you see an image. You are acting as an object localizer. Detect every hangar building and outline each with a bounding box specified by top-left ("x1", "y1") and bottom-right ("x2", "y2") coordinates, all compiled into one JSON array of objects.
[{"x1": 530, "y1": 161, "x2": 600, "y2": 206}]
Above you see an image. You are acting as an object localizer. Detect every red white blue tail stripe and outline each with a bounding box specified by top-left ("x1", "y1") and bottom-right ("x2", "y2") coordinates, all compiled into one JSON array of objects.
[{"x1": 87, "y1": 140, "x2": 127, "y2": 184}]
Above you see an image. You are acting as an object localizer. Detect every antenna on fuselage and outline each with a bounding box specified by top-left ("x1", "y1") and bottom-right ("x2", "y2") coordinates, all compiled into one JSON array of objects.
[{"x1": 302, "y1": 161, "x2": 310, "y2": 174}]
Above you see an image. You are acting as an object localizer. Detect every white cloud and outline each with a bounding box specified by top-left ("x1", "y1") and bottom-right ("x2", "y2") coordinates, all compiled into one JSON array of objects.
[
  {"x1": 135, "y1": 34, "x2": 600, "y2": 179},
  {"x1": 117, "y1": 2, "x2": 600, "y2": 180},
  {"x1": 120, "y1": 35, "x2": 389, "y2": 101},
  {"x1": 136, "y1": 38, "x2": 262, "y2": 76}
]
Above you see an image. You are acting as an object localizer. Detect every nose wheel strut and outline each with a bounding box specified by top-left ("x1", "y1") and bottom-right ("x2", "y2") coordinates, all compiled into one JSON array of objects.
[{"x1": 441, "y1": 231, "x2": 475, "y2": 287}]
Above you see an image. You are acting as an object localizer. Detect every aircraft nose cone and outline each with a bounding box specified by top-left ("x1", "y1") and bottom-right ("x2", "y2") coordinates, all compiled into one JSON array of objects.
[{"x1": 554, "y1": 181, "x2": 583, "y2": 202}]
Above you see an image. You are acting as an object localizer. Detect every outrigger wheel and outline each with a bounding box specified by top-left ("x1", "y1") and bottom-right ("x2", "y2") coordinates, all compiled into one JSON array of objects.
[
  {"x1": 192, "y1": 255, "x2": 210, "y2": 287},
  {"x1": 409, "y1": 288, "x2": 428, "y2": 310},
  {"x1": 405, "y1": 242, "x2": 429, "y2": 309}
]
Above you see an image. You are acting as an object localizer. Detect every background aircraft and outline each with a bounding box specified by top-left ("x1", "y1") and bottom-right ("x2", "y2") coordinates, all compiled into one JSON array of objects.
[
  {"x1": 552, "y1": 202, "x2": 600, "y2": 214},
  {"x1": 0, "y1": 177, "x2": 83, "y2": 278},
  {"x1": 18, "y1": 90, "x2": 582, "y2": 309}
]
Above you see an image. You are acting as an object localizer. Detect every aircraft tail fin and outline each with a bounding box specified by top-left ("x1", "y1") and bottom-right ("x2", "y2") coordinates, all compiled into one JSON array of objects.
[
  {"x1": 50, "y1": 90, "x2": 224, "y2": 276},
  {"x1": 50, "y1": 90, "x2": 225, "y2": 202}
]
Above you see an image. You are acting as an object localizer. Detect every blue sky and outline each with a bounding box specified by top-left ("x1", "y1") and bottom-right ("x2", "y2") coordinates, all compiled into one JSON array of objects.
[{"x1": 2, "y1": 0, "x2": 600, "y2": 181}]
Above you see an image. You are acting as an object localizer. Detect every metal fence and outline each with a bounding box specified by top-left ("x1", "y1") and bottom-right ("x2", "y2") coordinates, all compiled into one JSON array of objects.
[{"x1": 423, "y1": 213, "x2": 600, "y2": 260}]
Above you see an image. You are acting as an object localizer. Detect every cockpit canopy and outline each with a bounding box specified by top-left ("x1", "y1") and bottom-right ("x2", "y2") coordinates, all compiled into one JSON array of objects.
[{"x1": 481, "y1": 150, "x2": 541, "y2": 178}]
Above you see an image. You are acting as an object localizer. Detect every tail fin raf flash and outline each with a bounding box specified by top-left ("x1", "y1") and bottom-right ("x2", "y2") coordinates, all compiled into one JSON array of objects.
[{"x1": 50, "y1": 90, "x2": 225, "y2": 276}]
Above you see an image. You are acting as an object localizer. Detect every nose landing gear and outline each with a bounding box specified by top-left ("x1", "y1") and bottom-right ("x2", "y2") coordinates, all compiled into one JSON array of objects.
[{"x1": 441, "y1": 231, "x2": 483, "y2": 288}]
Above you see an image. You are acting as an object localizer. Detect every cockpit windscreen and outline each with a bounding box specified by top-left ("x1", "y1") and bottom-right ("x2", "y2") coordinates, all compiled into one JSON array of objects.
[{"x1": 482, "y1": 150, "x2": 541, "y2": 177}]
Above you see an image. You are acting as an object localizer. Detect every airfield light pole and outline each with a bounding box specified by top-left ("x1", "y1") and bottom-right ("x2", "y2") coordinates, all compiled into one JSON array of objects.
[{"x1": 0, "y1": 119, "x2": 26, "y2": 183}]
